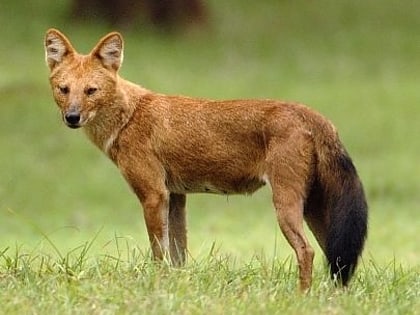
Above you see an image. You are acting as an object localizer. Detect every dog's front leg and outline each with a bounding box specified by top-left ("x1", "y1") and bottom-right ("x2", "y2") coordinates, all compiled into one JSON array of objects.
[
  {"x1": 141, "y1": 191, "x2": 170, "y2": 261},
  {"x1": 169, "y1": 193, "x2": 187, "y2": 266},
  {"x1": 119, "y1": 158, "x2": 170, "y2": 262}
]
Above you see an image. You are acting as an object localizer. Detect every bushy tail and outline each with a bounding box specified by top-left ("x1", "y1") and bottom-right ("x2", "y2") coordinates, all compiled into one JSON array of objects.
[{"x1": 316, "y1": 137, "x2": 368, "y2": 285}]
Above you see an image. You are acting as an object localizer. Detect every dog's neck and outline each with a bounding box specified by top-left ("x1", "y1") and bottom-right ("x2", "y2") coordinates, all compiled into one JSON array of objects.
[{"x1": 83, "y1": 77, "x2": 149, "y2": 156}]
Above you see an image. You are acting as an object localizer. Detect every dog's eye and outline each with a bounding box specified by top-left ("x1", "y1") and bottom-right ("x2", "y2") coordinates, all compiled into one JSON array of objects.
[
  {"x1": 59, "y1": 86, "x2": 69, "y2": 95},
  {"x1": 85, "y1": 87, "x2": 98, "y2": 96}
]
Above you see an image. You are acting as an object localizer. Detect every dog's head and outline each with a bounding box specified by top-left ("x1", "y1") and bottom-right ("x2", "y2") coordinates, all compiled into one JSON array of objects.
[{"x1": 44, "y1": 29, "x2": 124, "y2": 129}]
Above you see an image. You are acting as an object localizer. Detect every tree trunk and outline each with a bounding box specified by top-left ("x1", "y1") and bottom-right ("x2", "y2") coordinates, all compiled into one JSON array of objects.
[{"x1": 71, "y1": 0, "x2": 207, "y2": 30}]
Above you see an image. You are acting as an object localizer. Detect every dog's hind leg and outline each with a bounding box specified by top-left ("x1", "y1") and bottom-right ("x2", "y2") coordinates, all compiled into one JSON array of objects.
[
  {"x1": 168, "y1": 193, "x2": 187, "y2": 266},
  {"x1": 272, "y1": 188, "x2": 314, "y2": 291},
  {"x1": 304, "y1": 204, "x2": 328, "y2": 255},
  {"x1": 267, "y1": 132, "x2": 315, "y2": 291}
]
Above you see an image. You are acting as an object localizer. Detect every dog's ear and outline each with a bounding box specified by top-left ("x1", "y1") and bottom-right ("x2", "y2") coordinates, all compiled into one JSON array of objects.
[
  {"x1": 44, "y1": 29, "x2": 75, "y2": 71},
  {"x1": 91, "y1": 32, "x2": 124, "y2": 72}
]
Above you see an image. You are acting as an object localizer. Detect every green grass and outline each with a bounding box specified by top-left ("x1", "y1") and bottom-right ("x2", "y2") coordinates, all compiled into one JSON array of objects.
[
  {"x1": 0, "y1": 0, "x2": 419, "y2": 313},
  {"x1": 1, "y1": 239, "x2": 419, "y2": 314},
  {"x1": 1, "y1": 243, "x2": 419, "y2": 314}
]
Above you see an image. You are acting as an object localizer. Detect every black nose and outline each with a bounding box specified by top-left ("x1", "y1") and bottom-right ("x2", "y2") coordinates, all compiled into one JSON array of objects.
[{"x1": 64, "y1": 112, "x2": 81, "y2": 127}]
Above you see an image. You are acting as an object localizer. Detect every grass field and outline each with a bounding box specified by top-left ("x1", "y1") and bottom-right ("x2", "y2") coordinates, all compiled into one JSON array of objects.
[{"x1": 0, "y1": 0, "x2": 419, "y2": 314}]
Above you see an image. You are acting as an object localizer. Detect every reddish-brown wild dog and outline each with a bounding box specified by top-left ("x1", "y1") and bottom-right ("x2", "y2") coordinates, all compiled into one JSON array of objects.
[{"x1": 44, "y1": 29, "x2": 368, "y2": 291}]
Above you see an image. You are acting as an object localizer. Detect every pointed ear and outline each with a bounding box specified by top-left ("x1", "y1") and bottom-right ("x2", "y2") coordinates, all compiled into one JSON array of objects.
[
  {"x1": 91, "y1": 32, "x2": 124, "y2": 72},
  {"x1": 44, "y1": 29, "x2": 75, "y2": 70}
]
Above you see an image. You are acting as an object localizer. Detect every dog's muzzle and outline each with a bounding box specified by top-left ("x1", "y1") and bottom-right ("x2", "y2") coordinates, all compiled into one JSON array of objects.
[{"x1": 64, "y1": 110, "x2": 81, "y2": 129}]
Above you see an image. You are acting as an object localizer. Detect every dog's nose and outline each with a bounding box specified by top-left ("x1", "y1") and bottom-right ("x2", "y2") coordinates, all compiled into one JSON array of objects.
[{"x1": 64, "y1": 112, "x2": 81, "y2": 127}]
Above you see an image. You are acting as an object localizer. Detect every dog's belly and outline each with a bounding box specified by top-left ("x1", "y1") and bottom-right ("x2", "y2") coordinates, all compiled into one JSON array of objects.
[{"x1": 167, "y1": 176, "x2": 267, "y2": 195}]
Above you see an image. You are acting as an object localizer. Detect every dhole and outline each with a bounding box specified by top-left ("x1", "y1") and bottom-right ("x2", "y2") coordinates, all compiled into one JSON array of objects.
[{"x1": 44, "y1": 29, "x2": 368, "y2": 291}]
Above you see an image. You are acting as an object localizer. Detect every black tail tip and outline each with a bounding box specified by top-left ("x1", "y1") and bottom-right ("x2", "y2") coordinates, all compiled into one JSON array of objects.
[{"x1": 329, "y1": 259, "x2": 356, "y2": 286}]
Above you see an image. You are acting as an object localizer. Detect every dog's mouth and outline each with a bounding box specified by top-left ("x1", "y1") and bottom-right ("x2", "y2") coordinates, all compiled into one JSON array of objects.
[{"x1": 65, "y1": 121, "x2": 82, "y2": 129}]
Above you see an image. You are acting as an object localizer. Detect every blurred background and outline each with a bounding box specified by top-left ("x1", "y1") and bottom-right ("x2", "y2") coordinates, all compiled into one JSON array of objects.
[{"x1": 0, "y1": 0, "x2": 418, "y2": 266}]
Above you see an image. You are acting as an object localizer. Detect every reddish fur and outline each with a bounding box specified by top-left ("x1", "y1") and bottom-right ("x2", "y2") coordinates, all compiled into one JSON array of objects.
[{"x1": 44, "y1": 29, "x2": 367, "y2": 291}]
